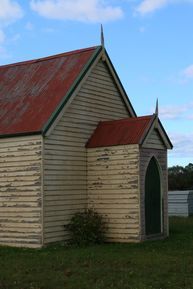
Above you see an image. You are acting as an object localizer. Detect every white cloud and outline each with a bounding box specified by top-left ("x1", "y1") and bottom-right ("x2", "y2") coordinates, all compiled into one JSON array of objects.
[
  {"x1": 136, "y1": 0, "x2": 168, "y2": 15},
  {"x1": 30, "y1": 0, "x2": 123, "y2": 22},
  {"x1": 0, "y1": 0, "x2": 23, "y2": 26},
  {"x1": 0, "y1": 0, "x2": 23, "y2": 60},
  {"x1": 182, "y1": 64, "x2": 193, "y2": 80},
  {"x1": 150, "y1": 102, "x2": 193, "y2": 120},
  {"x1": 169, "y1": 132, "x2": 193, "y2": 158},
  {"x1": 159, "y1": 104, "x2": 187, "y2": 120},
  {"x1": 136, "y1": 0, "x2": 193, "y2": 15}
]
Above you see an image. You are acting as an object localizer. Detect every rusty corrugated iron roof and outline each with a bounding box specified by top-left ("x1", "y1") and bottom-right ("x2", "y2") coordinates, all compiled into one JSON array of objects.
[
  {"x1": 0, "y1": 46, "x2": 101, "y2": 137},
  {"x1": 86, "y1": 115, "x2": 155, "y2": 148}
]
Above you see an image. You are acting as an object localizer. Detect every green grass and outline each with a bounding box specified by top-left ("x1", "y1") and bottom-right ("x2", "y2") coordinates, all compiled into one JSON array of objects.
[{"x1": 0, "y1": 217, "x2": 193, "y2": 289}]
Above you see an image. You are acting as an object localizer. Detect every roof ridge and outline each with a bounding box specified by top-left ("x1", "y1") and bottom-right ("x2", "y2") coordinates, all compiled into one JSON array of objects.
[{"x1": 0, "y1": 46, "x2": 100, "y2": 69}]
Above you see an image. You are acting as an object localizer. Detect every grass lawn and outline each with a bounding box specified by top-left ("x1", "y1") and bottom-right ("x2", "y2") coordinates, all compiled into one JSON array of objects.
[{"x1": 0, "y1": 217, "x2": 193, "y2": 289}]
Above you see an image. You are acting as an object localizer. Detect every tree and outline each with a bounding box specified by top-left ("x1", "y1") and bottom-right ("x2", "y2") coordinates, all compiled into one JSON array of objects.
[{"x1": 168, "y1": 163, "x2": 193, "y2": 190}]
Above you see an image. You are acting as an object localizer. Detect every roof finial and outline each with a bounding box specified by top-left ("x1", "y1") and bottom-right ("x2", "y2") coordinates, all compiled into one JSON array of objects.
[
  {"x1": 155, "y1": 98, "x2": 159, "y2": 116},
  {"x1": 101, "y1": 24, "x2": 105, "y2": 48}
]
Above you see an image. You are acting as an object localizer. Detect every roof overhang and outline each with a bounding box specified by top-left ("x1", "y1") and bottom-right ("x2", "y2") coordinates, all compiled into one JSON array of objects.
[{"x1": 86, "y1": 114, "x2": 173, "y2": 149}]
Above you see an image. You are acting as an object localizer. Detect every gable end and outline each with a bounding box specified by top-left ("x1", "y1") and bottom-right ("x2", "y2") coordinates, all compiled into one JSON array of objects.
[
  {"x1": 142, "y1": 128, "x2": 166, "y2": 150},
  {"x1": 44, "y1": 47, "x2": 136, "y2": 137},
  {"x1": 141, "y1": 117, "x2": 172, "y2": 150}
]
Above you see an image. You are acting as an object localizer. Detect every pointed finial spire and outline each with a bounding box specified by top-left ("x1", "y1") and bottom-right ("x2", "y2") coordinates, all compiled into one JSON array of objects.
[
  {"x1": 155, "y1": 98, "x2": 159, "y2": 116},
  {"x1": 101, "y1": 24, "x2": 105, "y2": 48}
]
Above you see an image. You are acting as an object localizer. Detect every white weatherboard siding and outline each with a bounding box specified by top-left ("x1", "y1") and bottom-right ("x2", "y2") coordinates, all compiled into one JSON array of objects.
[
  {"x1": 143, "y1": 128, "x2": 165, "y2": 150},
  {"x1": 0, "y1": 135, "x2": 43, "y2": 248},
  {"x1": 87, "y1": 145, "x2": 140, "y2": 243},
  {"x1": 43, "y1": 59, "x2": 131, "y2": 244}
]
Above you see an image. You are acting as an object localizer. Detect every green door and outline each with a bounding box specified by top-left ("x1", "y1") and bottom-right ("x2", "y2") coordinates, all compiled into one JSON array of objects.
[{"x1": 145, "y1": 157, "x2": 161, "y2": 235}]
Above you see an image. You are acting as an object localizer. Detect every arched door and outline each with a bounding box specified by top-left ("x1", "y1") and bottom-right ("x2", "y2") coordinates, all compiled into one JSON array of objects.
[{"x1": 145, "y1": 157, "x2": 161, "y2": 235}]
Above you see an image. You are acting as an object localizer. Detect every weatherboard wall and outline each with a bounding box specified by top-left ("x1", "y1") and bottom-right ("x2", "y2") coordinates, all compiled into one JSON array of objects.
[
  {"x1": 87, "y1": 144, "x2": 140, "y2": 243},
  {"x1": 0, "y1": 135, "x2": 43, "y2": 248},
  {"x1": 143, "y1": 128, "x2": 166, "y2": 150},
  {"x1": 43, "y1": 59, "x2": 131, "y2": 244}
]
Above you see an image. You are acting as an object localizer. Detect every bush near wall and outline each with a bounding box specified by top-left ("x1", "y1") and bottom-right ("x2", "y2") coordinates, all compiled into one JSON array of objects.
[{"x1": 66, "y1": 209, "x2": 106, "y2": 246}]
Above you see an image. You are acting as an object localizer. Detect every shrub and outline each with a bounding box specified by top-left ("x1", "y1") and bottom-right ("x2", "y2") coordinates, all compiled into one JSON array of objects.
[{"x1": 66, "y1": 209, "x2": 106, "y2": 246}]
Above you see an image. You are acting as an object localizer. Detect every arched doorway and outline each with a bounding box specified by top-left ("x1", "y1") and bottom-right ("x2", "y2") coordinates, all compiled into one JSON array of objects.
[{"x1": 145, "y1": 157, "x2": 162, "y2": 235}]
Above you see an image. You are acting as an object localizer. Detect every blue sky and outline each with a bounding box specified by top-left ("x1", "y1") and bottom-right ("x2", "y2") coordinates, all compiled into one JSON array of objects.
[{"x1": 0, "y1": 0, "x2": 193, "y2": 167}]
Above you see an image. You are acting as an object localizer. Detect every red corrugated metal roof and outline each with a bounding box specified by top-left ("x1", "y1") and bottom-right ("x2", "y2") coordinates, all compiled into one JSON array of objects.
[
  {"x1": 86, "y1": 115, "x2": 154, "y2": 148},
  {"x1": 0, "y1": 46, "x2": 100, "y2": 136}
]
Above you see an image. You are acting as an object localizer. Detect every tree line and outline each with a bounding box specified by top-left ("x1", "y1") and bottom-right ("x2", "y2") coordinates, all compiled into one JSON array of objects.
[{"x1": 168, "y1": 163, "x2": 193, "y2": 191}]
